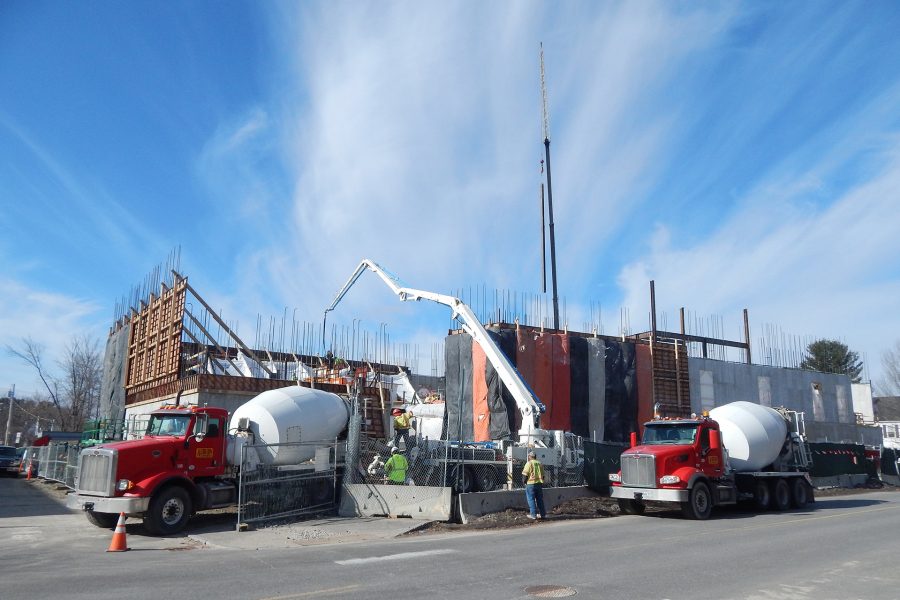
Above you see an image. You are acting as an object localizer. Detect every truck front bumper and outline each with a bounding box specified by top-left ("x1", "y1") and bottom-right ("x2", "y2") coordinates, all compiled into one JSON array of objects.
[
  {"x1": 610, "y1": 486, "x2": 689, "y2": 503},
  {"x1": 66, "y1": 493, "x2": 150, "y2": 515}
]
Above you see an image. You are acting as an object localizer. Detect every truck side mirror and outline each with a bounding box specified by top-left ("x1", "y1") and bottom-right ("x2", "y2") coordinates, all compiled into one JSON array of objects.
[
  {"x1": 710, "y1": 429, "x2": 721, "y2": 451},
  {"x1": 184, "y1": 413, "x2": 209, "y2": 448}
]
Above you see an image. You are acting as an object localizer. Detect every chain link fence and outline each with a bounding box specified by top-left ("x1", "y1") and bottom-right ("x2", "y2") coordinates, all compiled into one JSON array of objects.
[
  {"x1": 19, "y1": 443, "x2": 80, "y2": 489},
  {"x1": 349, "y1": 432, "x2": 586, "y2": 495},
  {"x1": 237, "y1": 439, "x2": 341, "y2": 528}
]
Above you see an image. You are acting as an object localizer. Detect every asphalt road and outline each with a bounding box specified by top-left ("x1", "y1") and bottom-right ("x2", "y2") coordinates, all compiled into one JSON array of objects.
[{"x1": 3, "y1": 475, "x2": 899, "y2": 600}]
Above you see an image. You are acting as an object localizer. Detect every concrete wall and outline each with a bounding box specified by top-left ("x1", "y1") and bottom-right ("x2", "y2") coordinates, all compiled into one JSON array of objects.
[
  {"x1": 339, "y1": 483, "x2": 452, "y2": 520},
  {"x1": 123, "y1": 390, "x2": 260, "y2": 419},
  {"x1": 851, "y1": 383, "x2": 875, "y2": 424},
  {"x1": 687, "y1": 358, "x2": 881, "y2": 444},
  {"x1": 99, "y1": 325, "x2": 130, "y2": 421}
]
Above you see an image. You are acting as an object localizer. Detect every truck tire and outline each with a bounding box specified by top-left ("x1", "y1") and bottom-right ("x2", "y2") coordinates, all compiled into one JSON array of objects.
[
  {"x1": 790, "y1": 478, "x2": 811, "y2": 508},
  {"x1": 145, "y1": 486, "x2": 192, "y2": 535},
  {"x1": 681, "y1": 482, "x2": 712, "y2": 520},
  {"x1": 474, "y1": 467, "x2": 498, "y2": 492},
  {"x1": 617, "y1": 499, "x2": 646, "y2": 515},
  {"x1": 448, "y1": 465, "x2": 474, "y2": 494},
  {"x1": 771, "y1": 479, "x2": 791, "y2": 511},
  {"x1": 85, "y1": 510, "x2": 119, "y2": 529},
  {"x1": 752, "y1": 480, "x2": 771, "y2": 510}
]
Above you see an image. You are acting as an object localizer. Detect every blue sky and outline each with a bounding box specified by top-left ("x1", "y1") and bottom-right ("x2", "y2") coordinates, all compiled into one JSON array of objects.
[{"x1": 2, "y1": 2, "x2": 900, "y2": 398}]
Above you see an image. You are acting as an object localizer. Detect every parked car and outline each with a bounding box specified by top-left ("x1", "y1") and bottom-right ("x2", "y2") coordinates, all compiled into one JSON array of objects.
[{"x1": 0, "y1": 446, "x2": 21, "y2": 477}]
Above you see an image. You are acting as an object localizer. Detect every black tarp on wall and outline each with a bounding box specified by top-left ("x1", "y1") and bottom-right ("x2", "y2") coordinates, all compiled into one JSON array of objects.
[
  {"x1": 444, "y1": 331, "x2": 637, "y2": 444},
  {"x1": 445, "y1": 333, "x2": 474, "y2": 442},
  {"x1": 485, "y1": 330, "x2": 514, "y2": 439},
  {"x1": 603, "y1": 341, "x2": 636, "y2": 444},
  {"x1": 569, "y1": 336, "x2": 589, "y2": 438},
  {"x1": 488, "y1": 328, "x2": 520, "y2": 436}
]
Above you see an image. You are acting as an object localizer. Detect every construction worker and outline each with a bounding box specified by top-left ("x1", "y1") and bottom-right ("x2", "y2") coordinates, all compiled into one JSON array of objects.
[
  {"x1": 522, "y1": 450, "x2": 546, "y2": 520},
  {"x1": 384, "y1": 447, "x2": 408, "y2": 485},
  {"x1": 391, "y1": 407, "x2": 414, "y2": 449}
]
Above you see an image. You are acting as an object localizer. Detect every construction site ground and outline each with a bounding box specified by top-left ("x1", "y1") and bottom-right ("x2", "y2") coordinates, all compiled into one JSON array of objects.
[{"x1": 23, "y1": 475, "x2": 899, "y2": 552}]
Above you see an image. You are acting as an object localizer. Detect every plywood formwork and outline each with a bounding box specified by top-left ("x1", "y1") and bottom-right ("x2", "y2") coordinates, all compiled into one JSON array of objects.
[
  {"x1": 125, "y1": 278, "x2": 186, "y2": 398},
  {"x1": 648, "y1": 338, "x2": 691, "y2": 418}
]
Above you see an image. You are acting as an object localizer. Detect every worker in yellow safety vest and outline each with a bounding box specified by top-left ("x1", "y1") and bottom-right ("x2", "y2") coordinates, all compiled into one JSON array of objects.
[
  {"x1": 384, "y1": 447, "x2": 408, "y2": 485},
  {"x1": 391, "y1": 407, "x2": 414, "y2": 449},
  {"x1": 522, "y1": 451, "x2": 546, "y2": 520}
]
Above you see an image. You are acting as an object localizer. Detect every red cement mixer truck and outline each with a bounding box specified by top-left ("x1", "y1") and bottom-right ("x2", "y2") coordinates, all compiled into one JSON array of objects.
[
  {"x1": 609, "y1": 401, "x2": 814, "y2": 519},
  {"x1": 66, "y1": 386, "x2": 349, "y2": 534}
]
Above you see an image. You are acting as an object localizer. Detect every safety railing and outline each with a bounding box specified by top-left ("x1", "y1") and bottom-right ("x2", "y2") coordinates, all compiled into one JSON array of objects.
[
  {"x1": 237, "y1": 439, "x2": 340, "y2": 529},
  {"x1": 19, "y1": 443, "x2": 81, "y2": 489}
]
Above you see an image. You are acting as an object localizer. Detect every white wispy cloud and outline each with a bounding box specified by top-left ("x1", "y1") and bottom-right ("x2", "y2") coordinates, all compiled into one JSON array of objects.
[
  {"x1": 236, "y1": 3, "x2": 737, "y2": 333},
  {"x1": 0, "y1": 276, "x2": 104, "y2": 396},
  {"x1": 615, "y1": 136, "x2": 900, "y2": 379}
]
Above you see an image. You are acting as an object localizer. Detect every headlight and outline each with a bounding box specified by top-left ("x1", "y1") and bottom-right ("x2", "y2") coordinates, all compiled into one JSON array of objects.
[
  {"x1": 116, "y1": 479, "x2": 134, "y2": 491},
  {"x1": 608, "y1": 473, "x2": 621, "y2": 482},
  {"x1": 659, "y1": 475, "x2": 681, "y2": 485}
]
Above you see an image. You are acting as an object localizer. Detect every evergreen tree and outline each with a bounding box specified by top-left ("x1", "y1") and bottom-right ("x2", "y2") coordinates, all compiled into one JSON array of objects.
[{"x1": 800, "y1": 339, "x2": 863, "y2": 383}]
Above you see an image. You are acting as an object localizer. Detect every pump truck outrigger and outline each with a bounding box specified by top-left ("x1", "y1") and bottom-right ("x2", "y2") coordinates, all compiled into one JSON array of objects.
[{"x1": 609, "y1": 401, "x2": 813, "y2": 520}]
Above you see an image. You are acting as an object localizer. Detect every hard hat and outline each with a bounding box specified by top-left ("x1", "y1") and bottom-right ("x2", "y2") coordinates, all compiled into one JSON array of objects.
[
  {"x1": 528, "y1": 451, "x2": 537, "y2": 458},
  {"x1": 391, "y1": 408, "x2": 403, "y2": 415},
  {"x1": 391, "y1": 446, "x2": 399, "y2": 454}
]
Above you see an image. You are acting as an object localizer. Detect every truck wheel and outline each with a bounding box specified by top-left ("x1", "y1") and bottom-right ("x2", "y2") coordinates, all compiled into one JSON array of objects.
[
  {"x1": 308, "y1": 479, "x2": 332, "y2": 504},
  {"x1": 617, "y1": 499, "x2": 646, "y2": 515},
  {"x1": 85, "y1": 510, "x2": 119, "y2": 529},
  {"x1": 752, "y1": 481, "x2": 771, "y2": 510},
  {"x1": 448, "y1": 465, "x2": 474, "y2": 494},
  {"x1": 145, "y1": 486, "x2": 192, "y2": 535},
  {"x1": 681, "y1": 482, "x2": 712, "y2": 520},
  {"x1": 474, "y1": 467, "x2": 498, "y2": 492},
  {"x1": 771, "y1": 479, "x2": 791, "y2": 511},
  {"x1": 790, "y1": 478, "x2": 810, "y2": 508}
]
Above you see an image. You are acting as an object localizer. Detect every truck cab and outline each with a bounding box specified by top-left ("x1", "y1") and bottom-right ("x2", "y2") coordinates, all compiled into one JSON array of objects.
[
  {"x1": 609, "y1": 416, "x2": 728, "y2": 519},
  {"x1": 67, "y1": 404, "x2": 232, "y2": 534}
]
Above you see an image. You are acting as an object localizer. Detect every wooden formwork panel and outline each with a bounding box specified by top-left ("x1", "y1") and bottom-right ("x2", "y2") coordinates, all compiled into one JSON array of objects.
[
  {"x1": 125, "y1": 281, "x2": 186, "y2": 394},
  {"x1": 651, "y1": 340, "x2": 692, "y2": 417}
]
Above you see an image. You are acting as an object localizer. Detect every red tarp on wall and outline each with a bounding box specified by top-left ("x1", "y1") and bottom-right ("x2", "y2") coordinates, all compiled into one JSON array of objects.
[
  {"x1": 635, "y1": 344, "x2": 654, "y2": 437},
  {"x1": 517, "y1": 330, "x2": 571, "y2": 432},
  {"x1": 471, "y1": 340, "x2": 491, "y2": 442}
]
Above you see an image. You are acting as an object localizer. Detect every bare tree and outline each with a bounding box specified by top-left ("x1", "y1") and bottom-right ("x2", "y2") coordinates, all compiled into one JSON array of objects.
[
  {"x1": 6, "y1": 337, "x2": 66, "y2": 426},
  {"x1": 6, "y1": 335, "x2": 102, "y2": 431},
  {"x1": 877, "y1": 340, "x2": 900, "y2": 396},
  {"x1": 59, "y1": 335, "x2": 102, "y2": 427}
]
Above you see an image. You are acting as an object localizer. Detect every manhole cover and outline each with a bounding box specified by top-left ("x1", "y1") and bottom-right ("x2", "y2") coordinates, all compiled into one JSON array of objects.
[{"x1": 524, "y1": 585, "x2": 577, "y2": 597}]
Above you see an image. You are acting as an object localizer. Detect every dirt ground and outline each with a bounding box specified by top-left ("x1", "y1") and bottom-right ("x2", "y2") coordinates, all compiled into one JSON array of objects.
[{"x1": 404, "y1": 481, "x2": 900, "y2": 536}]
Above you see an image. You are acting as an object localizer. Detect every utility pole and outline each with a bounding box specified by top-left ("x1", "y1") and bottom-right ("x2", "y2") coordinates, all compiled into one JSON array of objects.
[
  {"x1": 540, "y1": 43, "x2": 560, "y2": 331},
  {"x1": 4, "y1": 385, "x2": 14, "y2": 446}
]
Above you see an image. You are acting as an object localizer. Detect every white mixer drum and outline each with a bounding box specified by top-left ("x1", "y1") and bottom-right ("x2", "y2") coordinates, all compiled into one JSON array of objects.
[
  {"x1": 709, "y1": 401, "x2": 787, "y2": 471},
  {"x1": 230, "y1": 386, "x2": 349, "y2": 465}
]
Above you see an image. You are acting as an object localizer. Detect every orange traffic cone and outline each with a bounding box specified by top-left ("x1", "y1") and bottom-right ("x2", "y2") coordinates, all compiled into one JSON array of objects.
[
  {"x1": 25, "y1": 463, "x2": 32, "y2": 480},
  {"x1": 107, "y1": 513, "x2": 130, "y2": 552}
]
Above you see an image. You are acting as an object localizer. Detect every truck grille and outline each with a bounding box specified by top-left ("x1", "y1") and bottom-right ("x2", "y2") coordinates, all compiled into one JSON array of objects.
[
  {"x1": 621, "y1": 454, "x2": 656, "y2": 488},
  {"x1": 77, "y1": 448, "x2": 117, "y2": 497}
]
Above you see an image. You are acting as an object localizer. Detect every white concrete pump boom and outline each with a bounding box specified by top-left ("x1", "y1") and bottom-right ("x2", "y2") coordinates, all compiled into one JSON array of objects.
[{"x1": 324, "y1": 258, "x2": 546, "y2": 440}]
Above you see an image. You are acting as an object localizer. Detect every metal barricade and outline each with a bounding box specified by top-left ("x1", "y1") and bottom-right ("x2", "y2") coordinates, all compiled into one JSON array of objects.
[{"x1": 237, "y1": 440, "x2": 340, "y2": 529}]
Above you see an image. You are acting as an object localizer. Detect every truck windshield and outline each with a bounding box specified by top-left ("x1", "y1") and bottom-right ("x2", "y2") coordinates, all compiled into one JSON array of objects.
[
  {"x1": 642, "y1": 424, "x2": 698, "y2": 445},
  {"x1": 146, "y1": 415, "x2": 190, "y2": 437}
]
